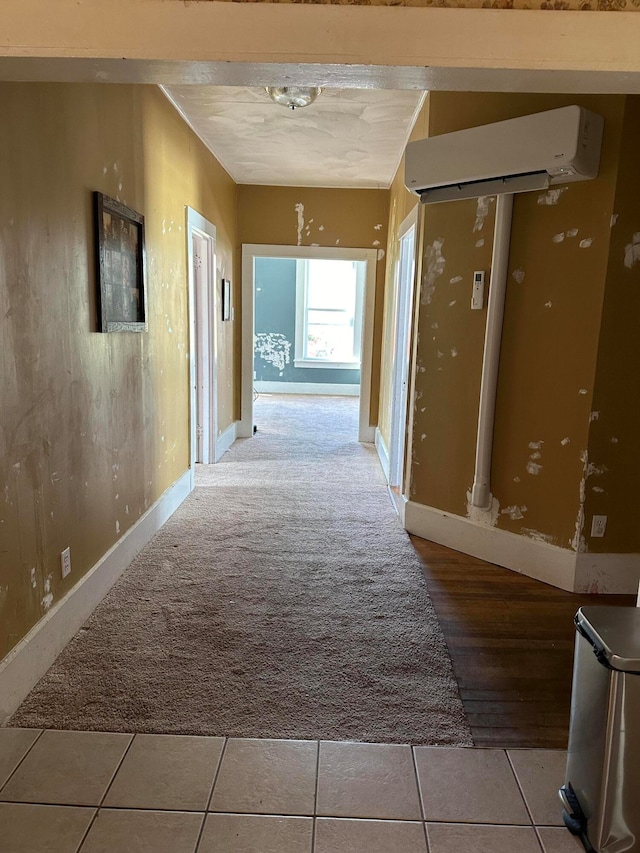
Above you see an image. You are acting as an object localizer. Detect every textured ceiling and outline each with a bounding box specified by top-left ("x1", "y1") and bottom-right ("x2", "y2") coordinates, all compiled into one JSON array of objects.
[{"x1": 162, "y1": 86, "x2": 425, "y2": 189}]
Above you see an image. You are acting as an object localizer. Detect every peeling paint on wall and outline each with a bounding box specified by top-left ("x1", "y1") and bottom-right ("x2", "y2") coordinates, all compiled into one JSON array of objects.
[
  {"x1": 624, "y1": 232, "x2": 640, "y2": 268},
  {"x1": 501, "y1": 504, "x2": 528, "y2": 520},
  {"x1": 512, "y1": 268, "x2": 525, "y2": 284},
  {"x1": 537, "y1": 187, "x2": 567, "y2": 205},
  {"x1": 41, "y1": 575, "x2": 53, "y2": 612},
  {"x1": 567, "y1": 228, "x2": 579, "y2": 238},
  {"x1": 449, "y1": 276, "x2": 462, "y2": 285},
  {"x1": 473, "y1": 196, "x2": 493, "y2": 233},
  {"x1": 571, "y1": 451, "x2": 608, "y2": 552},
  {"x1": 579, "y1": 238, "x2": 593, "y2": 248},
  {"x1": 552, "y1": 232, "x2": 565, "y2": 243},
  {"x1": 589, "y1": 411, "x2": 600, "y2": 422},
  {"x1": 475, "y1": 238, "x2": 485, "y2": 248},
  {"x1": 526, "y1": 441, "x2": 544, "y2": 475},
  {"x1": 255, "y1": 333, "x2": 292, "y2": 372},
  {"x1": 561, "y1": 437, "x2": 571, "y2": 446},
  {"x1": 572, "y1": 451, "x2": 589, "y2": 552},
  {"x1": 295, "y1": 202, "x2": 305, "y2": 246},
  {"x1": 521, "y1": 528, "x2": 556, "y2": 545},
  {"x1": 422, "y1": 239, "x2": 445, "y2": 304}
]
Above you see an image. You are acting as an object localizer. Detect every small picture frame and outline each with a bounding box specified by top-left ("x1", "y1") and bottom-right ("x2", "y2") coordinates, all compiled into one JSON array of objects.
[
  {"x1": 222, "y1": 278, "x2": 231, "y2": 321},
  {"x1": 94, "y1": 191, "x2": 147, "y2": 332}
]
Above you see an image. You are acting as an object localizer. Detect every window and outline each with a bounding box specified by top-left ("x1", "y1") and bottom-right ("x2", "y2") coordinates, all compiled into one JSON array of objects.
[{"x1": 294, "y1": 258, "x2": 365, "y2": 369}]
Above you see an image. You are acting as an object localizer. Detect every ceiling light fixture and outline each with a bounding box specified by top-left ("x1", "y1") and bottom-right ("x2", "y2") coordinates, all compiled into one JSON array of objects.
[{"x1": 265, "y1": 86, "x2": 321, "y2": 110}]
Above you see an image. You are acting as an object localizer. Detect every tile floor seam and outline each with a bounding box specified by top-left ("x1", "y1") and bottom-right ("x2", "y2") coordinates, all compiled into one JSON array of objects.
[
  {"x1": 410, "y1": 746, "x2": 430, "y2": 852},
  {"x1": 76, "y1": 803, "x2": 211, "y2": 814},
  {"x1": 75, "y1": 732, "x2": 138, "y2": 852},
  {"x1": 311, "y1": 740, "x2": 320, "y2": 853},
  {"x1": 194, "y1": 736, "x2": 228, "y2": 852},
  {"x1": 97, "y1": 733, "x2": 136, "y2": 808},
  {"x1": 0, "y1": 728, "x2": 45, "y2": 798},
  {"x1": 532, "y1": 824, "x2": 548, "y2": 853},
  {"x1": 74, "y1": 806, "x2": 100, "y2": 853},
  {"x1": 424, "y1": 820, "x2": 547, "y2": 827},
  {"x1": 505, "y1": 749, "x2": 536, "y2": 828}
]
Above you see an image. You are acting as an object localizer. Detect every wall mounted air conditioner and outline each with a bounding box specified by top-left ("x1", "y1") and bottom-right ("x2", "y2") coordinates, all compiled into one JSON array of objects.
[{"x1": 405, "y1": 105, "x2": 604, "y2": 204}]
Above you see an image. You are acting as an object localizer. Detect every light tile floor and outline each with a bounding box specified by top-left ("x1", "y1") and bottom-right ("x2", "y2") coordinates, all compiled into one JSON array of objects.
[{"x1": 0, "y1": 729, "x2": 583, "y2": 853}]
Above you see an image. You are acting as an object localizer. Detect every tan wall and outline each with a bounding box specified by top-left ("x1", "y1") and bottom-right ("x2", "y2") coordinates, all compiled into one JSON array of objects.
[
  {"x1": 377, "y1": 97, "x2": 429, "y2": 446},
  {"x1": 0, "y1": 82, "x2": 238, "y2": 660},
  {"x1": 410, "y1": 92, "x2": 626, "y2": 551},
  {"x1": 585, "y1": 96, "x2": 640, "y2": 553},
  {"x1": 237, "y1": 185, "x2": 389, "y2": 424}
]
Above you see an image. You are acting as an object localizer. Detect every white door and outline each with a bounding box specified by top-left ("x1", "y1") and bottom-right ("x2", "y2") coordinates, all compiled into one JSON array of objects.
[
  {"x1": 188, "y1": 210, "x2": 220, "y2": 465},
  {"x1": 389, "y1": 215, "x2": 417, "y2": 489}
]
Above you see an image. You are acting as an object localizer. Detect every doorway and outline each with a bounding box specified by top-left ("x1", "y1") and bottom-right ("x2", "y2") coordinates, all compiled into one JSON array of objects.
[
  {"x1": 388, "y1": 208, "x2": 418, "y2": 491},
  {"x1": 241, "y1": 245, "x2": 377, "y2": 443},
  {"x1": 186, "y1": 207, "x2": 218, "y2": 471}
]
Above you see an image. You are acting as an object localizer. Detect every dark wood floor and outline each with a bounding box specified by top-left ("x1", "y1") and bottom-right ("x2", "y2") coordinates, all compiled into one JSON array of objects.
[{"x1": 410, "y1": 536, "x2": 635, "y2": 749}]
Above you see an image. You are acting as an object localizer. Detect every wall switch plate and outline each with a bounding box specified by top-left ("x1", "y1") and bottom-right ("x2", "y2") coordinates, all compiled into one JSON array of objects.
[
  {"x1": 61, "y1": 547, "x2": 71, "y2": 579},
  {"x1": 472, "y1": 271, "x2": 485, "y2": 310},
  {"x1": 591, "y1": 515, "x2": 607, "y2": 538}
]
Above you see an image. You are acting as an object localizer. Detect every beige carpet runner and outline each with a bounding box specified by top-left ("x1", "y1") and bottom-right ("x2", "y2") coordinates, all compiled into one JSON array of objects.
[{"x1": 11, "y1": 395, "x2": 472, "y2": 745}]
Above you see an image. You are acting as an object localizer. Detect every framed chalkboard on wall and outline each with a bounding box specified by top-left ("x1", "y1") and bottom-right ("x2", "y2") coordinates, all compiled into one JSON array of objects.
[{"x1": 94, "y1": 191, "x2": 147, "y2": 332}]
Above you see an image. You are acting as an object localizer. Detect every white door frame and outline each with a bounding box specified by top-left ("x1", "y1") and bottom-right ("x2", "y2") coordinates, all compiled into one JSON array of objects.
[
  {"x1": 241, "y1": 244, "x2": 378, "y2": 443},
  {"x1": 186, "y1": 207, "x2": 217, "y2": 477},
  {"x1": 389, "y1": 207, "x2": 418, "y2": 490}
]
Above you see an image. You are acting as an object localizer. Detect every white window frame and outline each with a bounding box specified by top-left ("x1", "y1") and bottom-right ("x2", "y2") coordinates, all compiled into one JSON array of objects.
[{"x1": 293, "y1": 258, "x2": 364, "y2": 370}]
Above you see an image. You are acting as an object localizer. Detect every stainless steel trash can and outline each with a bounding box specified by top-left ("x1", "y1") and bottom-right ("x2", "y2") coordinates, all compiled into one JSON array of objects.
[{"x1": 560, "y1": 606, "x2": 640, "y2": 853}]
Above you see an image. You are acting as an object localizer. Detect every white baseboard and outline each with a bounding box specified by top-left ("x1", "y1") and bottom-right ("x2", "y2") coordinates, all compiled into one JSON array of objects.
[
  {"x1": 405, "y1": 499, "x2": 576, "y2": 591},
  {"x1": 574, "y1": 553, "x2": 640, "y2": 595},
  {"x1": 255, "y1": 381, "x2": 360, "y2": 396},
  {"x1": 405, "y1": 499, "x2": 640, "y2": 594},
  {"x1": 0, "y1": 468, "x2": 194, "y2": 723},
  {"x1": 215, "y1": 421, "x2": 237, "y2": 462},
  {"x1": 375, "y1": 428, "x2": 390, "y2": 481}
]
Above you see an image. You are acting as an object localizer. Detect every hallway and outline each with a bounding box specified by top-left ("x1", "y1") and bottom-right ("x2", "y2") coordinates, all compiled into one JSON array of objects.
[
  {"x1": 1, "y1": 396, "x2": 586, "y2": 851},
  {"x1": 9, "y1": 396, "x2": 468, "y2": 746}
]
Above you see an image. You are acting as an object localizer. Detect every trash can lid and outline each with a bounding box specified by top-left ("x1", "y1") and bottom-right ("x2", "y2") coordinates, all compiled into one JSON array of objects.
[{"x1": 576, "y1": 607, "x2": 640, "y2": 673}]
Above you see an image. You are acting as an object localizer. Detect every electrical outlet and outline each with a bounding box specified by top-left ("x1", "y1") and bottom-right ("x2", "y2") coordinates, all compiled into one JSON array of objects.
[
  {"x1": 60, "y1": 547, "x2": 71, "y2": 579},
  {"x1": 591, "y1": 515, "x2": 607, "y2": 538}
]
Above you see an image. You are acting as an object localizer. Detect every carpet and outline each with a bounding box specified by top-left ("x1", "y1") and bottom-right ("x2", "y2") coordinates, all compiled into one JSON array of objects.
[{"x1": 10, "y1": 395, "x2": 472, "y2": 746}]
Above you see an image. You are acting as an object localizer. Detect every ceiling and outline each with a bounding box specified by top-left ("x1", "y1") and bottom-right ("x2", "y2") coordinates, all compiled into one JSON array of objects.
[{"x1": 162, "y1": 85, "x2": 425, "y2": 189}]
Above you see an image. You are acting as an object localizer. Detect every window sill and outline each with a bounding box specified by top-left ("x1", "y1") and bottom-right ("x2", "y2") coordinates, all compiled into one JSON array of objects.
[{"x1": 294, "y1": 358, "x2": 361, "y2": 371}]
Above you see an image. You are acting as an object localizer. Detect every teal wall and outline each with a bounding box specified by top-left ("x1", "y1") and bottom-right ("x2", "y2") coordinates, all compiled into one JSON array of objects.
[{"x1": 254, "y1": 257, "x2": 360, "y2": 386}]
